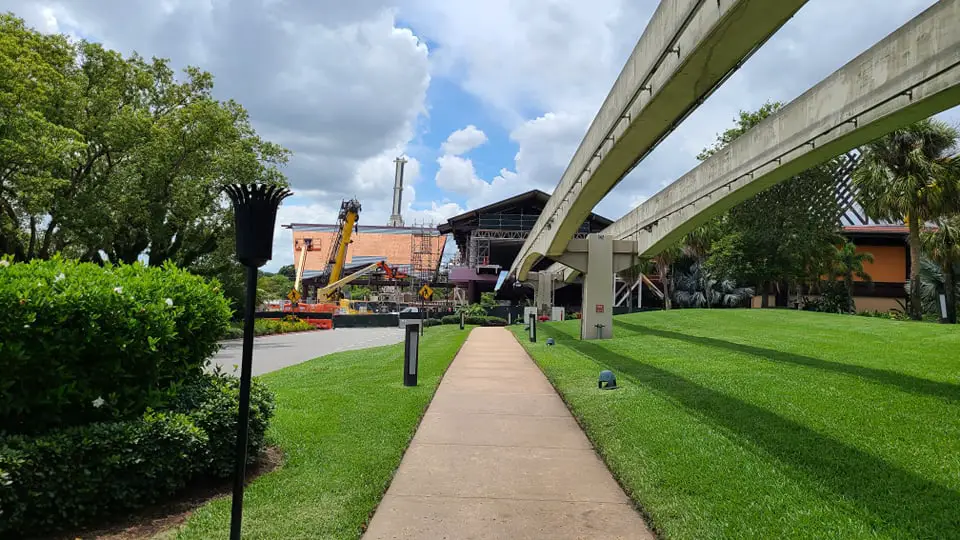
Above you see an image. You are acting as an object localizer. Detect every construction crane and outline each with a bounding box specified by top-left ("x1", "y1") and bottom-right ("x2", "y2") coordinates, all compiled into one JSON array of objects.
[
  {"x1": 292, "y1": 238, "x2": 314, "y2": 296},
  {"x1": 321, "y1": 198, "x2": 362, "y2": 302},
  {"x1": 314, "y1": 260, "x2": 408, "y2": 308}
]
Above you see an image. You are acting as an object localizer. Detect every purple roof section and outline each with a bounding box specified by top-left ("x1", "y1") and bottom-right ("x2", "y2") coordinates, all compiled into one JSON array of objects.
[{"x1": 448, "y1": 266, "x2": 501, "y2": 284}]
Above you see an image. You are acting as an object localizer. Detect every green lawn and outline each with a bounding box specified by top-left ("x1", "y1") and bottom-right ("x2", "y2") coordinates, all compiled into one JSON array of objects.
[
  {"x1": 176, "y1": 325, "x2": 470, "y2": 540},
  {"x1": 512, "y1": 310, "x2": 960, "y2": 540}
]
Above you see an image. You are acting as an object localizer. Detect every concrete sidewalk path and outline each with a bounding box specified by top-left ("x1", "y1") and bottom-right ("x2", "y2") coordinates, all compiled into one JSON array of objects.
[{"x1": 364, "y1": 327, "x2": 654, "y2": 540}]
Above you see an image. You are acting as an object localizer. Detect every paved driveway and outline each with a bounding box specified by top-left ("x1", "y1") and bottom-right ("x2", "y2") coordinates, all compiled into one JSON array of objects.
[{"x1": 210, "y1": 327, "x2": 404, "y2": 376}]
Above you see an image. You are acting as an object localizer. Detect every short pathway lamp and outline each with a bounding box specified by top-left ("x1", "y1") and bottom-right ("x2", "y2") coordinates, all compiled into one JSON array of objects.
[
  {"x1": 224, "y1": 184, "x2": 292, "y2": 540},
  {"x1": 599, "y1": 370, "x2": 618, "y2": 390}
]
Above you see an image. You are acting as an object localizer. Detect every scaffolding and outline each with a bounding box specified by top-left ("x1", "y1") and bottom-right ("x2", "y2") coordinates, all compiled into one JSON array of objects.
[{"x1": 409, "y1": 220, "x2": 437, "y2": 294}]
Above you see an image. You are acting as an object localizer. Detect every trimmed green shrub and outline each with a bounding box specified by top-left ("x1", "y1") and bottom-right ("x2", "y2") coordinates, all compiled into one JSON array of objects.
[
  {"x1": 484, "y1": 316, "x2": 508, "y2": 326},
  {"x1": 0, "y1": 371, "x2": 275, "y2": 537},
  {"x1": 253, "y1": 318, "x2": 314, "y2": 336},
  {"x1": 172, "y1": 370, "x2": 276, "y2": 478},
  {"x1": 423, "y1": 318, "x2": 443, "y2": 327},
  {"x1": 0, "y1": 411, "x2": 207, "y2": 537},
  {"x1": 0, "y1": 258, "x2": 231, "y2": 434},
  {"x1": 440, "y1": 314, "x2": 460, "y2": 325},
  {"x1": 223, "y1": 325, "x2": 245, "y2": 339}
]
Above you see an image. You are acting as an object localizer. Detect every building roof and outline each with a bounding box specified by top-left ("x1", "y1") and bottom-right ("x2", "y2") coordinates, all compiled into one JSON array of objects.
[
  {"x1": 842, "y1": 225, "x2": 909, "y2": 235},
  {"x1": 286, "y1": 224, "x2": 446, "y2": 277},
  {"x1": 437, "y1": 189, "x2": 613, "y2": 235}
]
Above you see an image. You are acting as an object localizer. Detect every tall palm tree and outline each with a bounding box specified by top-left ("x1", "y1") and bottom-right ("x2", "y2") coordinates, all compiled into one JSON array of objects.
[
  {"x1": 921, "y1": 215, "x2": 960, "y2": 323},
  {"x1": 652, "y1": 245, "x2": 680, "y2": 310},
  {"x1": 853, "y1": 119, "x2": 960, "y2": 320},
  {"x1": 829, "y1": 240, "x2": 874, "y2": 313}
]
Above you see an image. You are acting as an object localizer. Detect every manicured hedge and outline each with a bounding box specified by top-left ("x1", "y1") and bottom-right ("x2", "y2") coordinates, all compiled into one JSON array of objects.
[
  {"x1": 0, "y1": 371, "x2": 275, "y2": 537},
  {"x1": 0, "y1": 411, "x2": 206, "y2": 536},
  {"x1": 253, "y1": 318, "x2": 314, "y2": 336},
  {"x1": 0, "y1": 258, "x2": 231, "y2": 434},
  {"x1": 172, "y1": 370, "x2": 276, "y2": 478},
  {"x1": 430, "y1": 315, "x2": 507, "y2": 327}
]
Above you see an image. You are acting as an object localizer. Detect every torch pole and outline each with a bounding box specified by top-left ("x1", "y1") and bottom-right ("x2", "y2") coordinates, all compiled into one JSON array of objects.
[{"x1": 230, "y1": 265, "x2": 258, "y2": 540}]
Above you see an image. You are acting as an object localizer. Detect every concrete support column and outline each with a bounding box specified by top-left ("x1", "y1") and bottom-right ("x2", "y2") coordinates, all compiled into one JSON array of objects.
[
  {"x1": 535, "y1": 272, "x2": 553, "y2": 317},
  {"x1": 581, "y1": 234, "x2": 614, "y2": 340}
]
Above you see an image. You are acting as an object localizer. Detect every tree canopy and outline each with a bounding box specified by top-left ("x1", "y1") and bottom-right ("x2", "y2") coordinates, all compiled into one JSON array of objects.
[
  {"x1": 1, "y1": 13, "x2": 289, "y2": 313},
  {"x1": 696, "y1": 102, "x2": 843, "y2": 300},
  {"x1": 0, "y1": 13, "x2": 288, "y2": 272}
]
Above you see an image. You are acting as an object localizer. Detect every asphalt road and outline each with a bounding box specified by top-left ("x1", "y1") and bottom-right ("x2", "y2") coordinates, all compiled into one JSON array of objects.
[{"x1": 210, "y1": 327, "x2": 405, "y2": 376}]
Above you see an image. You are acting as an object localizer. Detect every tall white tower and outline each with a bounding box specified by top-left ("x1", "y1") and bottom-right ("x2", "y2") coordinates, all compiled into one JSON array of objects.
[{"x1": 388, "y1": 156, "x2": 407, "y2": 227}]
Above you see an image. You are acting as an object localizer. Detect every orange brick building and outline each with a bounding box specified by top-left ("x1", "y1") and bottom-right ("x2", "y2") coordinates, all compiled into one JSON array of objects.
[
  {"x1": 752, "y1": 224, "x2": 910, "y2": 311},
  {"x1": 285, "y1": 224, "x2": 446, "y2": 285}
]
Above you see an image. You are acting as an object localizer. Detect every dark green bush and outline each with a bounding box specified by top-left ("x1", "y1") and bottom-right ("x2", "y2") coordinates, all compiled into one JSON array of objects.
[
  {"x1": 0, "y1": 411, "x2": 206, "y2": 537},
  {"x1": 253, "y1": 318, "x2": 314, "y2": 336},
  {"x1": 484, "y1": 316, "x2": 508, "y2": 326},
  {"x1": 440, "y1": 314, "x2": 460, "y2": 325},
  {"x1": 423, "y1": 318, "x2": 443, "y2": 327},
  {"x1": 223, "y1": 325, "x2": 245, "y2": 339},
  {"x1": 462, "y1": 315, "x2": 484, "y2": 325},
  {"x1": 172, "y1": 371, "x2": 276, "y2": 478},
  {"x1": 0, "y1": 258, "x2": 231, "y2": 434},
  {"x1": 0, "y1": 371, "x2": 275, "y2": 537}
]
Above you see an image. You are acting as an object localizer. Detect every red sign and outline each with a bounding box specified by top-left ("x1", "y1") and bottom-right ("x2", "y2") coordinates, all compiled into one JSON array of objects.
[{"x1": 595, "y1": 304, "x2": 604, "y2": 313}]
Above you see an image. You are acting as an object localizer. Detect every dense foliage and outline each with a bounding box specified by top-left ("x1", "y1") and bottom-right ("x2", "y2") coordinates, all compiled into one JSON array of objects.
[
  {"x1": 0, "y1": 14, "x2": 289, "y2": 313},
  {"x1": 437, "y1": 314, "x2": 507, "y2": 326},
  {"x1": 0, "y1": 411, "x2": 205, "y2": 536},
  {"x1": 172, "y1": 370, "x2": 275, "y2": 478},
  {"x1": 0, "y1": 258, "x2": 231, "y2": 434},
  {"x1": 698, "y1": 102, "x2": 844, "y2": 300},
  {"x1": 853, "y1": 119, "x2": 960, "y2": 319},
  {"x1": 253, "y1": 318, "x2": 315, "y2": 336},
  {"x1": 0, "y1": 371, "x2": 275, "y2": 537}
]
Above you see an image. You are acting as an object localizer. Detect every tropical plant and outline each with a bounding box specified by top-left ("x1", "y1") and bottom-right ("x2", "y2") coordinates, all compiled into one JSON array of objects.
[
  {"x1": 921, "y1": 215, "x2": 960, "y2": 322},
  {"x1": 853, "y1": 119, "x2": 960, "y2": 319},
  {"x1": 652, "y1": 246, "x2": 679, "y2": 309},
  {"x1": 456, "y1": 302, "x2": 486, "y2": 317},
  {"x1": 828, "y1": 240, "x2": 874, "y2": 313},
  {"x1": 673, "y1": 261, "x2": 754, "y2": 309},
  {"x1": 906, "y1": 257, "x2": 960, "y2": 321}
]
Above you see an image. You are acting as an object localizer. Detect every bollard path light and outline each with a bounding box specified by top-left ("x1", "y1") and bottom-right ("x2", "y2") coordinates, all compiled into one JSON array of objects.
[
  {"x1": 224, "y1": 183, "x2": 292, "y2": 540},
  {"x1": 598, "y1": 370, "x2": 618, "y2": 390}
]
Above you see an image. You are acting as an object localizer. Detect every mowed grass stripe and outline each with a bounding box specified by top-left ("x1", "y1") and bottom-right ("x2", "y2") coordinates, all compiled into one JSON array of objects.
[
  {"x1": 176, "y1": 325, "x2": 471, "y2": 540},
  {"x1": 513, "y1": 310, "x2": 960, "y2": 540}
]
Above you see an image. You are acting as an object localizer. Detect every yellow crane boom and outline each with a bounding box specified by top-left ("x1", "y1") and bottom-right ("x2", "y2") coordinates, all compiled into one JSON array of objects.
[
  {"x1": 315, "y1": 261, "x2": 382, "y2": 300},
  {"x1": 293, "y1": 239, "x2": 312, "y2": 294},
  {"x1": 323, "y1": 199, "x2": 362, "y2": 301}
]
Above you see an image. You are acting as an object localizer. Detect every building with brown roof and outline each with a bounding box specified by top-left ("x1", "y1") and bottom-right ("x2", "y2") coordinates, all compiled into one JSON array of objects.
[{"x1": 285, "y1": 223, "x2": 446, "y2": 285}]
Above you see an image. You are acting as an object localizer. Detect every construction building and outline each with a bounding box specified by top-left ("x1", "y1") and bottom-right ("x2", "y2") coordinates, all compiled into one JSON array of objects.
[
  {"x1": 438, "y1": 190, "x2": 613, "y2": 305},
  {"x1": 284, "y1": 157, "x2": 446, "y2": 306}
]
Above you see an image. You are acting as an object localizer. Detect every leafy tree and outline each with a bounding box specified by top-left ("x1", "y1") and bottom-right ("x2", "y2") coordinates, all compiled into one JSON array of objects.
[
  {"x1": 827, "y1": 240, "x2": 874, "y2": 313},
  {"x1": 480, "y1": 291, "x2": 498, "y2": 309},
  {"x1": 347, "y1": 285, "x2": 371, "y2": 300},
  {"x1": 0, "y1": 14, "x2": 290, "y2": 315},
  {"x1": 277, "y1": 264, "x2": 296, "y2": 280},
  {"x1": 0, "y1": 14, "x2": 84, "y2": 260},
  {"x1": 921, "y1": 215, "x2": 960, "y2": 322},
  {"x1": 853, "y1": 119, "x2": 960, "y2": 320},
  {"x1": 259, "y1": 272, "x2": 293, "y2": 302},
  {"x1": 700, "y1": 102, "x2": 843, "y2": 306}
]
